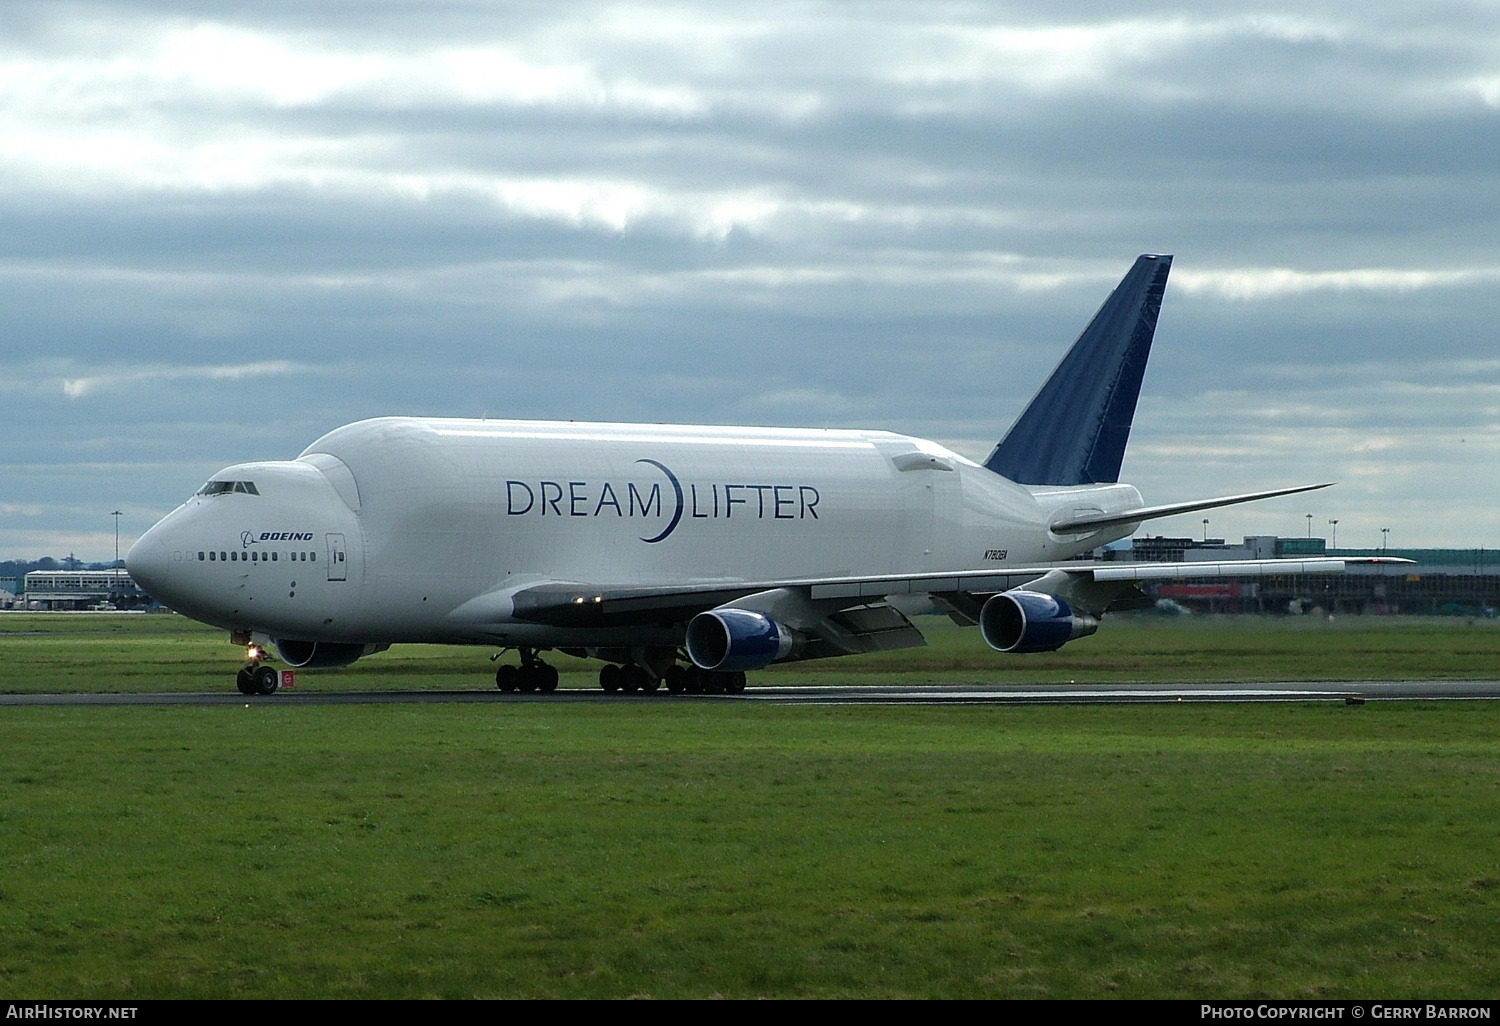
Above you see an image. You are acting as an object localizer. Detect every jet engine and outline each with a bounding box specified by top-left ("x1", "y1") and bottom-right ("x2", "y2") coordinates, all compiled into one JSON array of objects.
[
  {"x1": 685, "y1": 608, "x2": 795, "y2": 672},
  {"x1": 273, "y1": 639, "x2": 389, "y2": 669},
  {"x1": 978, "y1": 590, "x2": 1099, "y2": 654}
]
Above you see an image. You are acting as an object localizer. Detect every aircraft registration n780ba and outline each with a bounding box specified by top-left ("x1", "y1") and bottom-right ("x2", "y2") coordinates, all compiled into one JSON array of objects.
[{"x1": 127, "y1": 254, "x2": 1403, "y2": 695}]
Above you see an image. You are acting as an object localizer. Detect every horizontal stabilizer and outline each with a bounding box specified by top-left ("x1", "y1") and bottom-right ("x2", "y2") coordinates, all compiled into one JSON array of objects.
[{"x1": 1048, "y1": 482, "x2": 1334, "y2": 535}]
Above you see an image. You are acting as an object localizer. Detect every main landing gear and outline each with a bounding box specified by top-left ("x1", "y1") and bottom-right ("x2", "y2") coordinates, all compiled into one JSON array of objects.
[
  {"x1": 593, "y1": 645, "x2": 746, "y2": 694},
  {"x1": 490, "y1": 647, "x2": 748, "y2": 695},
  {"x1": 493, "y1": 648, "x2": 560, "y2": 693},
  {"x1": 600, "y1": 663, "x2": 746, "y2": 694}
]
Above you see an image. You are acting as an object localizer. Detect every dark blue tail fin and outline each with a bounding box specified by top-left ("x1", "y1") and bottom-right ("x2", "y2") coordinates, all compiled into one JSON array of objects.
[{"x1": 983, "y1": 254, "x2": 1172, "y2": 486}]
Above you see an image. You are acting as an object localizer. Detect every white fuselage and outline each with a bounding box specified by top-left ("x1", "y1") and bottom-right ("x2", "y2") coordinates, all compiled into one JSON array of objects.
[{"x1": 127, "y1": 417, "x2": 1144, "y2": 646}]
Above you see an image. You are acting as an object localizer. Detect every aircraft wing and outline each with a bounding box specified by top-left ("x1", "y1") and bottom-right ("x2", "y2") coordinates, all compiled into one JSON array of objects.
[{"x1": 501, "y1": 555, "x2": 1412, "y2": 628}]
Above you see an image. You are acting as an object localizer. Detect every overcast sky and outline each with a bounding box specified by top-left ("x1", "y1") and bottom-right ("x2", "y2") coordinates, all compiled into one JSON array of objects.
[{"x1": 3, "y1": 0, "x2": 1498, "y2": 561}]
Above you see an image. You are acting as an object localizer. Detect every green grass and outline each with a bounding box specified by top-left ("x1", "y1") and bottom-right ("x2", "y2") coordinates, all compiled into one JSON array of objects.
[
  {"x1": 4, "y1": 701, "x2": 1500, "y2": 998},
  {"x1": 1, "y1": 611, "x2": 1498, "y2": 693},
  {"x1": 5, "y1": 613, "x2": 1500, "y2": 998}
]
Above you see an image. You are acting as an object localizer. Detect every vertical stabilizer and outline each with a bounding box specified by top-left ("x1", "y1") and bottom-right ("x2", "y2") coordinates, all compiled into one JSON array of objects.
[{"x1": 983, "y1": 254, "x2": 1172, "y2": 485}]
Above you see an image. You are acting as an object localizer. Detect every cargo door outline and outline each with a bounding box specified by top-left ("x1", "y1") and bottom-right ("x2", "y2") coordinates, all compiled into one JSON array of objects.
[{"x1": 326, "y1": 533, "x2": 347, "y2": 582}]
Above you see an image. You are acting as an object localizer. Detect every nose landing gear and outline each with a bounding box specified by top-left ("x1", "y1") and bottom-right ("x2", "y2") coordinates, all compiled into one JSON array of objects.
[
  {"x1": 235, "y1": 662, "x2": 280, "y2": 696},
  {"x1": 231, "y1": 634, "x2": 280, "y2": 695}
]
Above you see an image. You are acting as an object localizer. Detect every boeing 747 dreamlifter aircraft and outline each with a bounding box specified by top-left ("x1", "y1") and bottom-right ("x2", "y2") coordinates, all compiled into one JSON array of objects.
[{"x1": 127, "y1": 255, "x2": 1399, "y2": 694}]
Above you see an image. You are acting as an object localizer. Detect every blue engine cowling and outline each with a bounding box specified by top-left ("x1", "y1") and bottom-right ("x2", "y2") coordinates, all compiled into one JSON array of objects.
[
  {"x1": 978, "y1": 590, "x2": 1099, "y2": 653},
  {"x1": 273, "y1": 639, "x2": 387, "y2": 669},
  {"x1": 685, "y1": 609, "x2": 794, "y2": 672}
]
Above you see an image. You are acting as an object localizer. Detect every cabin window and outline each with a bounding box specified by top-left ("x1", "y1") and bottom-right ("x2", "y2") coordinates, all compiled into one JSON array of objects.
[{"x1": 209, "y1": 551, "x2": 215, "y2": 561}]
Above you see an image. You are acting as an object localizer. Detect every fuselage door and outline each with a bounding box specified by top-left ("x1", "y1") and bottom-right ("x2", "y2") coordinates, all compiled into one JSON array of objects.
[{"x1": 326, "y1": 533, "x2": 347, "y2": 582}]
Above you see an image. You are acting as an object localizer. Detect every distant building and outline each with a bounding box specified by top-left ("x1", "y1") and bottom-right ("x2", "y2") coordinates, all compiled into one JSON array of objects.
[
  {"x1": 21, "y1": 568, "x2": 152, "y2": 610},
  {"x1": 1129, "y1": 534, "x2": 1327, "y2": 563},
  {"x1": 1129, "y1": 536, "x2": 1500, "y2": 615}
]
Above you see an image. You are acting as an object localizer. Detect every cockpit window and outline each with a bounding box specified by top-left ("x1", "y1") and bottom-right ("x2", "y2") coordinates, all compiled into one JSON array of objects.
[{"x1": 196, "y1": 480, "x2": 260, "y2": 496}]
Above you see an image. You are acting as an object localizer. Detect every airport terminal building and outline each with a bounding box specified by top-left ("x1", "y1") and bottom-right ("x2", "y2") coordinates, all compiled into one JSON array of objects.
[
  {"x1": 18, "y1": 568, "x2": 153, "y2": 611},
  {"x1": 1122, "y1": 536, "x2": 1500, "y2": 616}
]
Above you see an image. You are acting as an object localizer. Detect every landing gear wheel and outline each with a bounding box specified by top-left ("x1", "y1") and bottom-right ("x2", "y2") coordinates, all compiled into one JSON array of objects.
[
  {"x1": 537, "y1": 664, "x2": 559, "y2": 693},
  {"x1": 496, "y1": 648, "x2": 558, "y2": 694},
  {"x1": 236, "y1": 667, "x2": 257, "y2": 695},
  {"x1": 620, "y1": 664, "x2": 654, "y2": 693},
  {"x1": 600, "y1": 663, "x2": 622, "y2": 693},
  {"x1": 619, "y1": 665, "x2": 641, "y2": 692},
  {"x1": 253, "y1": 665, "x2": 280, "y2": 696},
  {"x1": 664, "y1": 665, "x2": 689, "y2": 694}
]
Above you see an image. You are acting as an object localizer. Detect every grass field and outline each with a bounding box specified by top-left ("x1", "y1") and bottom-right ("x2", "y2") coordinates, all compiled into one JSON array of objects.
[
  {"x1": 3, "y1": 610, "x2": 1499, "y2": 693},
  {"x1": 3, "y1": 613, "x2": 1500, "y2": 998}
]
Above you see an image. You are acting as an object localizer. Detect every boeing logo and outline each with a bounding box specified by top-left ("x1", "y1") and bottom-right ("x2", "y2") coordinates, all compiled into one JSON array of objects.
[
  {"x1": 505, "y1": 458, "x2": 821, "y2": 543},
  {"x1": 243, "y1": 531, "x2": 315, "y2": 547}
]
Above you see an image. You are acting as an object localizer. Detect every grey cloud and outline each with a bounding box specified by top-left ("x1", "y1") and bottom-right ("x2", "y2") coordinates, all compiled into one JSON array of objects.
[{"x1": 3, "y1": 1, "x2": 1500, "y2": 556}]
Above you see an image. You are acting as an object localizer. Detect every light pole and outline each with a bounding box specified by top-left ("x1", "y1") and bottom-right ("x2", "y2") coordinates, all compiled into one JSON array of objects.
[
  {"x1": 1202, "y1": 518, "x2": 1209, "y2": 542},
  {"x1": 112, "y1": 510, "x2": 122, "y2": 568},
  {"x1": 1306, "y1": 513, "x2": 1312, "y2": 538},
  {"x1": 1328, "y1": 519, "x2": 1339, "y2": 549},
  {"x1": 1382, "y1": 527, "x2": 1390, "y2": 552}
]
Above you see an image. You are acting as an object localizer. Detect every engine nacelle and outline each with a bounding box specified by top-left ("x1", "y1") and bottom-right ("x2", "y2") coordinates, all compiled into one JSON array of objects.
[
  {"x1": 979, "y1": 590, "x2": 1098, "y2": 654},
  {"x1": 273, "y1": 639, "x2": 388, "y2": 669},
  {"x1": 685, "y1": 609, "x2": 794, "y2": 672}
]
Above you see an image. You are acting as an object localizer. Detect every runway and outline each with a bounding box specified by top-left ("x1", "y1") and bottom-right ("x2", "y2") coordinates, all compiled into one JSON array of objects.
[{"x1": 6, "y1": 679, "x2": 1500, "y2": 706}]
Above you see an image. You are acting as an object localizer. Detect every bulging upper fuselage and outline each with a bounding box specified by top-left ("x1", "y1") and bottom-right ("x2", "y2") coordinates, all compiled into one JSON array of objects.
[{"x1": 126, "y1": 416, "x2": 1143, "y2": 646}]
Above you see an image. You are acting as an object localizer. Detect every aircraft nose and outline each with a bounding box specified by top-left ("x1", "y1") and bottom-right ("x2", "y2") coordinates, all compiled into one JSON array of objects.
[{"x1": 125, "y1": 526, "x2": 174, "y2": 602}]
